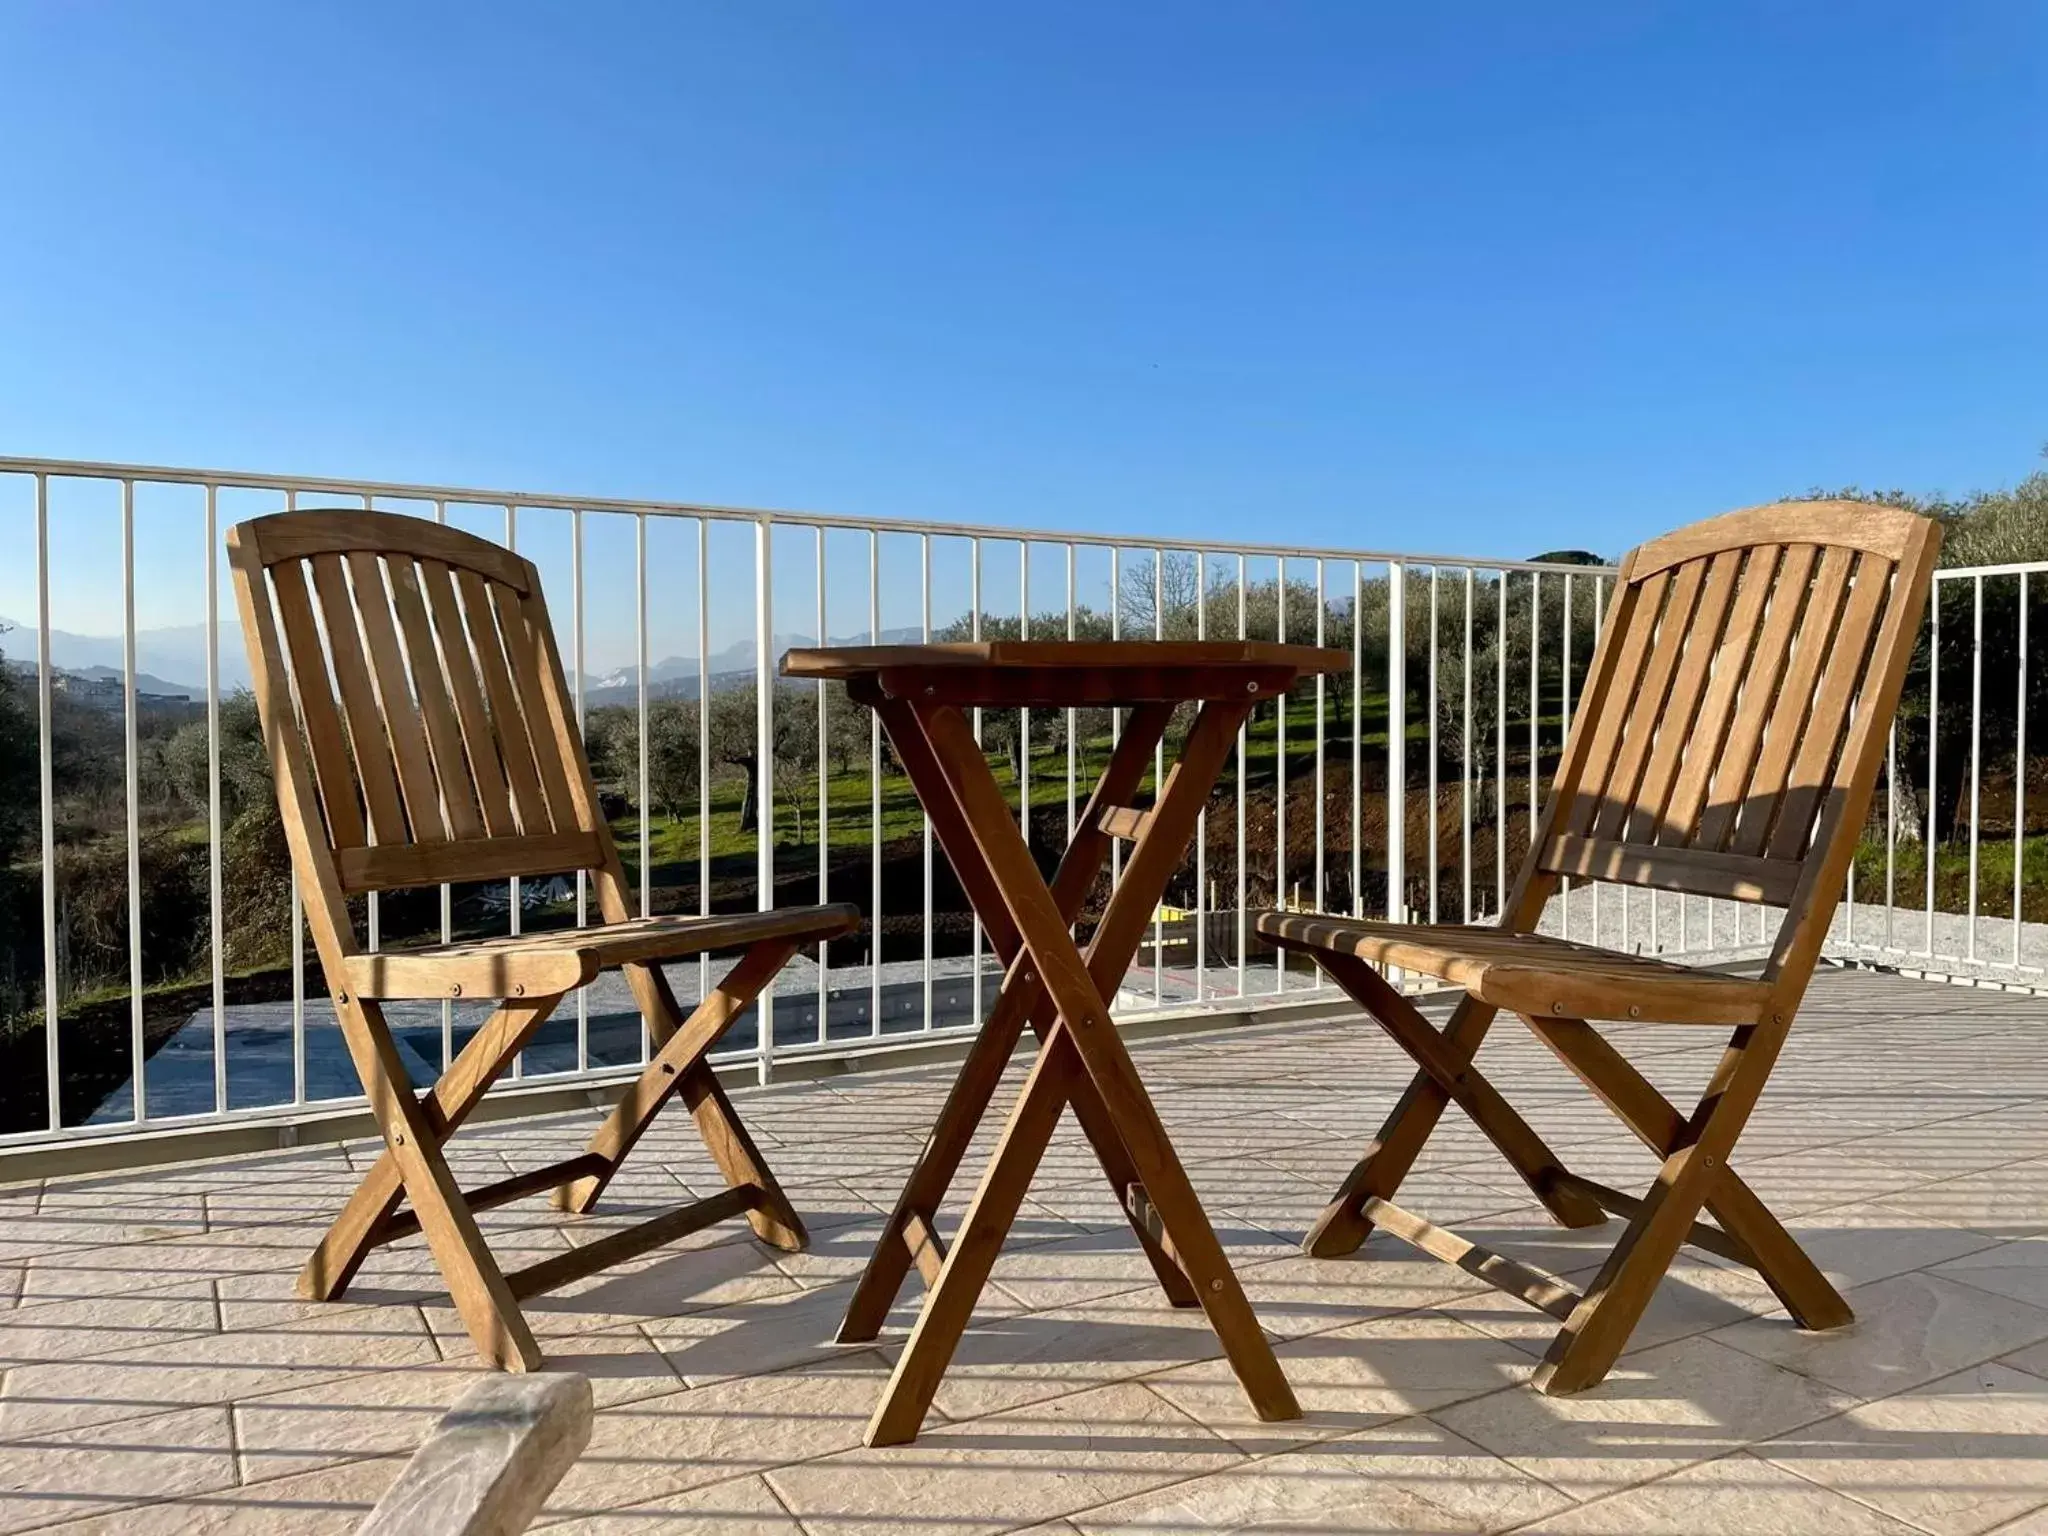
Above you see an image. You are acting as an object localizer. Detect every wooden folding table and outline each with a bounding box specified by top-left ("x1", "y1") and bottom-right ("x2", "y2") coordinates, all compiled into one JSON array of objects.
[{"x1": 781, "y1": 640, "x2": 1348, "y2": 1446}]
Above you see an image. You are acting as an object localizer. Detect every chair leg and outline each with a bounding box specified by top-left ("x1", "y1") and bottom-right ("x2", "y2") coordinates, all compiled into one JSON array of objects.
[
  {"x1": 1534, "y1": 1019, "x2": 1796, "y2": 1395},
  {"x1": 1522, "y1": 1013, "x2": 1851, "y2": 1332},
  {"x1": 558, "y1": 943, "x2": 803, "y2": 1249},
  {"x1": 1297, "y1": 972, "x2": 1603, "y2": 1258},
  {"x1": 301, "y1": 995, "x2": 561, "y2": 1302},
  {"x1": 1316, "y1": 952, "x2": 1607, "y2": 1232},
  {"x1": 329, "y1": 995, "x2": 543, "y2": 1371}
]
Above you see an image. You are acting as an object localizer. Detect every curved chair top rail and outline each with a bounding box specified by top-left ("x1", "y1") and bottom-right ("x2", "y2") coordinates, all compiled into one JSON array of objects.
[
  {"x1": 1628, "y1": 500, "x2": 1930, "y2": 581},
  {"x1": 229, "y1": 507, "x2": 535, "y2": 594}
]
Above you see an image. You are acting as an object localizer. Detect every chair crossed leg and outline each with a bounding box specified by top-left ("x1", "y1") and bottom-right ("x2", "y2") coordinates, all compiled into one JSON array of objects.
[
  {"x1": 1278, "y1": 945, "x2": 1852, "y2": 1395},
  {"x1": 846, "y1": 692, "x2": 1299, "y2": 1446},
  {"x1": 302, "y1": 943, "x2": 809, "y2": 1371}
]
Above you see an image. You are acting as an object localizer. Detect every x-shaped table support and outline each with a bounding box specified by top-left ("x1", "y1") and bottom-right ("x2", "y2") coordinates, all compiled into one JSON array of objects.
[{"x1": 834, "y1": 671, "x2": 1302, "y2": 1446}]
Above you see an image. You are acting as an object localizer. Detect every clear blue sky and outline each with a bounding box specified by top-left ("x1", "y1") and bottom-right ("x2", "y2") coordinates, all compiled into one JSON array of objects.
[{"x1": 2, "y1": 2, "x2": 2044, "y2": 659}]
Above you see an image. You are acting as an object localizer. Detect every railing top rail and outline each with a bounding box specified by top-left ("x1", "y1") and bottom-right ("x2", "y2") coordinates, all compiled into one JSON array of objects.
[
  {"x1": 1933, "y1": 558, "x2": 2048, "y2": 582},
  {"x1": 0, "y1": 455, "x2": 1618, "y2": 576}
]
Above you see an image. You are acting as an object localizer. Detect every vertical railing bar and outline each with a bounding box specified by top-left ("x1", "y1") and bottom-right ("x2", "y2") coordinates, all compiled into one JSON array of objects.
[
  {"x1": 1529, "y1": 570, "x2": 1542, "y2": 943},
  {"x1": 1351, "y1": 560, "x2": 1363, "y2": 919},
  {"x1": 970, "y1": 537, "x2": 984, "y2": 1024},
  {"x1": 2017, "y1": 572, "x2": 2030, "y2": 970},
  {"x1": 1153, "y1": 547, "x2": 1164, "y2": 1005},
  {"x1": 37, "y1": 474, "x2": 59, "y2": 1130},
  {"x1": 502, "y1": 503, "x2": 518, "y2": 1079},
  {"x1": 867, "y1": 530, "x2": 881, "y2": 1036},
  {"x1": 205, "y1": 484, "x2": 226, "y2": 1116},
  {"x1": 287, "y1": 488, "x2": 305, "y2": 1106},
  {"x1": 123, "y1": 480, "x2": 143, "y2": 1121},
  {"x1": 1387, "y1": 561, "x2": 1407, "y2": 988},
  {"x1": 1236, "y1": 554, "x2": 1248, "y2": 996},
  {"x1": 1427, "y1": 566, "x2": 1438, "y2": 926},
  {"x1": 573, "y1": 507, "x2": 588, "y2": 1074},
  {"x1": 1560, "y1": 571, "x2": 1571, "y2": 941},
  {"x1": 1885, "y1": 714, "x2": 1898, "y2": 953},
  {"x1": 697, "y1": 517, "x2": 711, "y2": 1047},
  {"x1": 1314, "y1": 559, "x2": 1328, "y2": 976},
  {"x1": 1590, "y1": 577, "x2": 1603, "y2": 948},
  {"x1": 1065, "y1": 543, "x2": 1077, "y2": 851},
  {"x1": 1023, "y1": 542, "x2": 1034, "y2": 851},
  {"x1": 754, "y1": 515, "x2": 776, "y2": 1083},
  {"x1": 1110, "y1": 546, "x2": 1122, "y2": 898},
  {"x1": 818, "y1": 526, "x2": 830, "y2": 1045},
  {"x1": 436, "y1": 498, "x2": 454, "y2": 1073},
  {"x1": 923, "y1": 533, "x2": 934, "y2": 1032},
  {"x1": 1462, "y1": 567, "x2": 1473, "y2": 924},
  {"x1": 635, "y1": 515, "x2": 649, "y2": 922},
  {"x1": 1194, "y1": 550, "x2": 1208, "y2": 1001},
  {"x1": 1968, "y1": 574, "x2": 1983, "y2": 961},
  {"x1": 1275, "y1": 557, "x2": 1288, "y2": 991},
  {"x1": 1496, "y1": 571, "x2": 1507, "y2": 920},
  {"x1": 1926, "y1": 587, "x2": 1939, "y2": 957}
]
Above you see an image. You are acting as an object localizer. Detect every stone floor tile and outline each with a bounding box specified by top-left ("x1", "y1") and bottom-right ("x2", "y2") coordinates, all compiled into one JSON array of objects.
[
  {"x1": 1146, "y1": 1309, "x2": 1538, "y2": 1454},
  {"x1": 1713, "y1": 1271, "x2": 2048, "y2": 1400},
  {"x1": 0, "y1": 1404, "x2": 236, "y2": 1535},
  {"x1": 1441, "y1": 1250, "x2": 1783, "y2": 1358},
  {"x1": 1431, "y1": 1334, "x2": 1849, "y2": 1502},
  {"x1": 989, "y1": 1217, "x2": 1293, "y2": 1313},
  {"x1": 1227, "y1": 1241, "x2": 1488, "y2": 1341},
  {"x1": 767, "y1": 1381, "x2": 1243, "y2": 1536},
  {"x1": 1770, "y1": 1202, "x2": 2004, "y2": 1292},
  {"x1": 0, "y1": 1302, "x2": 442, "y2": 1437},
  {"x1": 1069, "y1": 1413, "x2": 1570, "y2": 1534},
  {"x1": 1935, "y1": 1237, "x2": 2048, "y2": 1311},
  {"x1": 538, "y1": 1352, "x2": 891, "y2": 1521},
  {"x1": 536, "y1": 1472, "x2": 802, "y2": 1533},
  {"x1": 1717, "y1": 1146, "x2": 1942, "y2": 1219},
  {"x1": 1877, "y1": 1158, "x2": 2048, "y2": 1241},
  {"x1": 27, "y1": 1455, "x2": 403, "y2": 1534},
  {"x1": 1510, "y1": 1450, "x2": 1927, "y2": 1534},
  {"x1": 644, "y1": 1281, "x2": 917, "y2": 1388},
  {"x1": 928, "y1": 1299, "x2": 1240, "y2": 1424},
  {"x1": 0, "y1": 1285, "x2": 222, "y2": 1363},
  {"x1": 1759, "y1": 1361, "x2": 2048, "y2": 1536}
]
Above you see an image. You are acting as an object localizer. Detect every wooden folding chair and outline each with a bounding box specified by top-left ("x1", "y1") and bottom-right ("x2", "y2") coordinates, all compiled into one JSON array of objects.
[
  {"x1": 228, "y1": 509, "x2": 858, "y2": 1371},
  {"x1": 1258, "y1": 500, "x2": 1941, "y2": 1395}
]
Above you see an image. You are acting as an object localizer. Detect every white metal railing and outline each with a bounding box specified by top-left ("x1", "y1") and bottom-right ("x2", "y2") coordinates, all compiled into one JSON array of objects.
[
  {"x1": 1827, "y1": 560, "x2": 2048, "y2": 987},
  {"x1": 20, "y1": 458, "x2": 2026, "y2": 1156},
  {"x1": 0, "y1": 455, "x2": 1623, "y2": 1152}
]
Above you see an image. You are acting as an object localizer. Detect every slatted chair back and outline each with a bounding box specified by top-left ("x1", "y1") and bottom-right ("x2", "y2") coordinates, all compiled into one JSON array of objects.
[
  {"x1": 227, "y1": 509, "x2": 625, "y2": 970},
  {"x1": 1529, "y1": 500, "x2": 1942, "y2": 1001}
]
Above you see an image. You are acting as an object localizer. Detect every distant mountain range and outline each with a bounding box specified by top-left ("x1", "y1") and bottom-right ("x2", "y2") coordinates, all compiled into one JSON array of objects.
[
  {"x1": 580, "y1": 627, "x2": 924, "y2": 706},
  {"x1": 0, "y1": 616, "x2": 241, "y2": 697},
  {"x1": 0, "y1": 615, "x2": 926, "y2": 709}
]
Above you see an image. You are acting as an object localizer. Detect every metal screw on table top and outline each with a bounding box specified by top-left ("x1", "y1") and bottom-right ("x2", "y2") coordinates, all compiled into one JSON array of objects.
[
  {"x1": 1210, "y1": 1278, "x2": 1224, "y2": 1292},
  {"x1": 1245, "y1": 681, "x2": 1259, "y2": 693},
  {"x1": 925, "y1": 685, "x2": 935, "y2": 696},
  {"x1": 512, "y1": 984, "x2": 525, "y2": 996},
  {"x1": 450, "y1": 983, "x2": 463, "y2": 998}
]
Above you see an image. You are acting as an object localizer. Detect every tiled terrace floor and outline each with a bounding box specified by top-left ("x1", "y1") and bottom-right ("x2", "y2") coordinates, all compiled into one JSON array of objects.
[{"x1": 6, "y1": 967, "x2": 2048, "y2": 1533}]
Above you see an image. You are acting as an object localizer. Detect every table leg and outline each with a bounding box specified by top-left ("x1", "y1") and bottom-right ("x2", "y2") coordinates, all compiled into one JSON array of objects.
[
  {"x1": 839, "y1": 700, "x2": 1195, "y2": 1345},
  {"x1": 863, "y1": 697, "x2": 1297, "y2": 1444}
]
